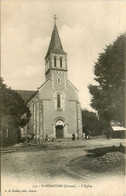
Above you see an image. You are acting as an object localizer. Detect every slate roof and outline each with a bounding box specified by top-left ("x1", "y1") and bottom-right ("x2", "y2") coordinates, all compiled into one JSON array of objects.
[
  {"x1": 15, "y1": 90, "x2": 37, "y2": 102},
  {"x1": 45, "y1": 24, "x2": 66, "y2": 58}
]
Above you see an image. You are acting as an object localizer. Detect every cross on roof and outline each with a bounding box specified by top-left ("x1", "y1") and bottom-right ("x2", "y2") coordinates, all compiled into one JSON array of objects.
[{"x1": 54, "y1": 15, "x2": 57, "y2": 25}]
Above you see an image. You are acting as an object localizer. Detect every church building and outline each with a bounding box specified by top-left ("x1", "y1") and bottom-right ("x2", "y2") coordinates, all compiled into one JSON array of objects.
[{"x1": 27, "y1": 19, "x2": 82, "y2": 142}]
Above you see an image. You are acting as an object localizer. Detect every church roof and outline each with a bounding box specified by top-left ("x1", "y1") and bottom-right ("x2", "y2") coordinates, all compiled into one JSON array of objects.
[
  {"x1": 45, "y1": 24, "x2": 66, "y2": 58},
  {"x1": 15, "y1": 90, "x2": 37, "y2": 102},
  {"x1": 68, "y1": 80, "x2": 79, "y2": 91}
]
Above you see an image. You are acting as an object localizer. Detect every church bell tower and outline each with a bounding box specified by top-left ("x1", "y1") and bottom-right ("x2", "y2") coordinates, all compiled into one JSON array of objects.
[{"x1": 45, "y1": 16, "x2": 68, "y2": 91}]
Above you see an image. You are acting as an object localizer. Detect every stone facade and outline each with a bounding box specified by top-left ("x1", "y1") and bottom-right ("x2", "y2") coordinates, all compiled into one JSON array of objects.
[{"x1": 27, "y1": 23, "x2": 82, "y2": 142}]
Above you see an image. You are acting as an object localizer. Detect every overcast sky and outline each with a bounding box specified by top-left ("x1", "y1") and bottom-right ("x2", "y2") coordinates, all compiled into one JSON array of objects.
[{"x1": 1, "y1": 0, "x2": 126, "y2": 111}]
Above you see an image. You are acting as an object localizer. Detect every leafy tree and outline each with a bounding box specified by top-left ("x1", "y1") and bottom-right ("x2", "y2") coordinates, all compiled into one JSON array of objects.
[
  {"x1": 88, "y1": 34, "x2": 125, "y2": 126},
  {"x1": 82, "y1": 109, "x2": 102, "y2": 136},
  {"x1": 0, "y1": 78, "x2": 31, "y2": 146}
]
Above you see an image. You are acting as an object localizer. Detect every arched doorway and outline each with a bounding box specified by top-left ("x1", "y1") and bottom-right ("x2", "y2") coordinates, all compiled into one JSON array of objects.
[{"x1": 55, "y1": 120, "x2": 64, "y2": 138}]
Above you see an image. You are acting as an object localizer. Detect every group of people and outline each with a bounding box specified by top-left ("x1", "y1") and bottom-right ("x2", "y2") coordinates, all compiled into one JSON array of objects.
[
  {"x1": 45, "y1": 134, "x2": 54, "y2": 142},
  {"x1": 45, "y1": 132, "x2": 90, "y2": 142}
]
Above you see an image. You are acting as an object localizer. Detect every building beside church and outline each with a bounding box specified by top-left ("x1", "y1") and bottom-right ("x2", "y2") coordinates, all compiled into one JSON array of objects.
[{"x1": 27, "y1": 21, "x2": 82, "y2": 142}]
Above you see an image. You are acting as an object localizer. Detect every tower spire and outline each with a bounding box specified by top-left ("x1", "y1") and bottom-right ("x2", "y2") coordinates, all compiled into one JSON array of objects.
[{"x1": 45, "y1": 17, "x2": 67, "y2": 59}]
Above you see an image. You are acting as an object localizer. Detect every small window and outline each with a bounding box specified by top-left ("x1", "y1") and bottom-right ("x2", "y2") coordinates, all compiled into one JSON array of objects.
[
  {"x1": 54, "y1": 56, "x2": 57, "y2": 67},
  {"x1": 57, "y1": 94, "x2": 61, "y2": 108},
  {"x1": 57, "y1": 78, "x2": 61, "y2": 84},
  {"x1": 60, "y1": 57, "x2": 62, "y2": 68}
]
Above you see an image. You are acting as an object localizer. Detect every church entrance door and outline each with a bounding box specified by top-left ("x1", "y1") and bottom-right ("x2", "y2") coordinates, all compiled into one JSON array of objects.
[{"x1": 56, "y1": 125, "x2": 64, "y2": 138}]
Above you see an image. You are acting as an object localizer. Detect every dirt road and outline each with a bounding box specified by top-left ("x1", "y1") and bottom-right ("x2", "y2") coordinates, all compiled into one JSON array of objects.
[{"x1": 1, "y1": 138, "x2": 126, "y2": 196}]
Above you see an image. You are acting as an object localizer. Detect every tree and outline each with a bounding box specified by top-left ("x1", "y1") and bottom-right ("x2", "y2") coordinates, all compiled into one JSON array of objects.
[
  {"x1": 0, "y1": 78, "x2": 31, "y2": 146},
  {"x1": 82, "y1": 109, "x2": 102, "y2": 136},
  {"x1": 88, "y1": 34, "x2": 125, "y2": 126}
]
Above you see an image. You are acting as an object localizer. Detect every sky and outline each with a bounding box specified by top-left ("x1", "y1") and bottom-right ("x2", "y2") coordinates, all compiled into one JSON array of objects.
[{"x1": 1, "y1": 0, "x2": 126, "y2": 111}]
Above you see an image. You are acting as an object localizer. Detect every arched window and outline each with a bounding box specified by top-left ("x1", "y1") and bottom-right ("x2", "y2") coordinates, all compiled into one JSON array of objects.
[
  {"x1": 54, "y1": 91, "x2": 65, "y2": 111},
  {"x1": 57, "y1": 94, "x2": 61, "y2": 108},
  {"x1": 60, "y1": 57, "x2": 62, "y2": 68},
  {"x1": 54, "y1": 56, "x2": 57, "y2": 67}
]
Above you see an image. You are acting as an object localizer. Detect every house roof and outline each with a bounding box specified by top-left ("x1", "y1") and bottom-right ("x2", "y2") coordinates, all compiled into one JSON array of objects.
[
  {"x1": 45, "y1": 24, "x2": 66, "y2": 58},
  {"x1": 112, "y1": 126, "x2": 126, "y2": 131},
  {"x1": 15, "y1": 90, "x2": 36, "y2": 102}
]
